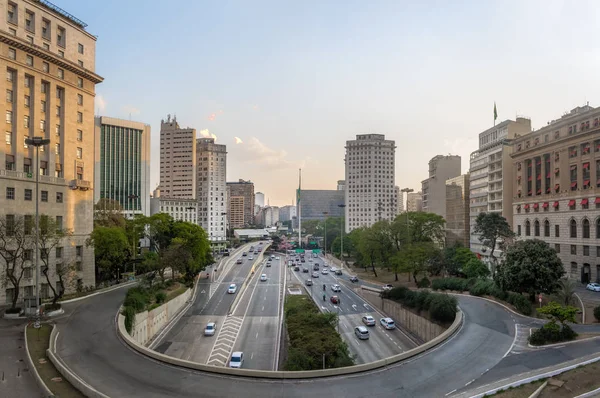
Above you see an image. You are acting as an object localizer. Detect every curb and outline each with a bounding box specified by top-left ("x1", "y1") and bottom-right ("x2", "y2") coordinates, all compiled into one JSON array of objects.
[
  {"x1": 447, "y1": 291, "x2": 543, "y2": 322},
  {"x1": 528, "y1": 334, "x2": 600, "y2": 349},
  {"x1": 574, "y1": 385, "x2": 600, "y2": 398},
  {"x1": 24, "y1": 323, "x2": 54, "y2": 397},
  {"x1": 528, "y1": 380, "x2": 548, "y2": 398},
  {"x1": 59, "y1": 281, "x2": 136, "y2": 304},
  {"x1": 574, "y1": 293, "x2": 585, "y2": 324}
]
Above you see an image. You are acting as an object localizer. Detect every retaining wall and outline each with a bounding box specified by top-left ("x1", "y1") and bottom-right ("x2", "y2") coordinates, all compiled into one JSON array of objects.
[{"x1": 358, "y1": 287, "x2": 445, "y2": 342}]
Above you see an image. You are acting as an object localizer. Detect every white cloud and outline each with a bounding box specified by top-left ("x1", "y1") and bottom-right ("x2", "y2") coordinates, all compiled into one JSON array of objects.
[
  {"x1": 234, "y1": 137, "x2": 243, "y2": 144},
  {"x1": 237, "y1": 137, "x2": 310, "y2": 169},
  {"x1": 121, "y1": 105, "x2": 140, "y2": 116},
  {"x1": 200, "y1": 129, "x2": 217, "y2": 141},
  {"x1": 95, "y1": 95, "x2": 106, "y2": 113}
]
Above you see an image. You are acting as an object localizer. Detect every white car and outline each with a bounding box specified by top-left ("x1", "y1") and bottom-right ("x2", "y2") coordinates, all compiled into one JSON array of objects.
[
  {"x1": 229, "y1": 351, "x2": 244, "y2": 368},
  {"x1": 382, "y1": 284, "x2": 394, "y2": 291},
  {"x1": 275, "y1": 256, "x2": 280, "y2": 260},
  {"x1": 321, "y1": 269, "x2": 329, "y2": 275},
  {"x1": 362, "y1": 315, "x2": 376, "y2": 326},
  {"x1": 228, "y1": 284, "x2": 237, "y2": 294},
  {"x1": 380, "y1": 317, "x2": 395, "y2": 330},
  {"x1": 248, "y1": 256, "x2": 254, "y2": 260},
  {"x1": 331, "y1": 284, "x2": 341, "y2": 292},
  {"x1": 587, "y1": 283, "x2": 600, "y2": 292},
  {"x1": 204, "y1": 322, "x2": 216, "y2": 336},
  {"x1": 260, "y1": 274, "x2": 267, "y2": 282}
]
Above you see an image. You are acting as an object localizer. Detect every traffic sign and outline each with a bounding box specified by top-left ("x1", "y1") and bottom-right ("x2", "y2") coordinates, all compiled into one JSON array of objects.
[{"x1": 34, "y1": 320, "x2": 40, "y2": 329}]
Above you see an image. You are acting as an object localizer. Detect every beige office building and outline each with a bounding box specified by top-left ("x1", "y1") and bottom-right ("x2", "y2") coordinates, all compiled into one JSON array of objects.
[
  {"x1": 421, "y1": 155, "x2": 461, "y2": 219},
  {"x1": 446, "y1": 174, "x2": 470, "y2": 247},
  {"x1": 159, "y1": 115, "x2": 196, "y2": 199},
  {"x1": 407, "y1": 191, "x2": 423, "y2": 212},
  {"x1": 197, "y1": 137, "x2": 227, "y2": 245},
  {"x1": 512, "y1": 105, "x2": 600, "y2": 283},
  {"x1": 226, "y1": 179, "x2": 254, "y2": 228},
  {"x1": 0, "y1": 0, "x2": 103, "y2": 304},
  {"x1": 150, "y1": 188, "x2": 197, "y2": 224}
]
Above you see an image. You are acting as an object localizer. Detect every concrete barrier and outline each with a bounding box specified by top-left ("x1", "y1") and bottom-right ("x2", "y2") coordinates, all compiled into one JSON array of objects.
[
  {"x1": 47, "y1": 324, "x2": 110, "y2": 398},
  {"x1": 117, "y1": 305, "x2": 463, "y2": 379},
  {"x1": 59, "y1": 281, "x2": 136, "y2": 304},
  {"x1": 23, "y1": 324, "x2": 54, "y2": 397}
]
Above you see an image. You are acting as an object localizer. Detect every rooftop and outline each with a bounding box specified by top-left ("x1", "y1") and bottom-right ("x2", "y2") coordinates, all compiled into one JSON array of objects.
[{"x1": 35, "y1": 0, "x2": 87, "y2": 28}]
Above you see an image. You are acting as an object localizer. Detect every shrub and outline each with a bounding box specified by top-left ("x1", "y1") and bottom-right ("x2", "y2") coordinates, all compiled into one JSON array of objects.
[
  {"x1": 529, "y1": 322, "x2": 577, "y2": 346},
  {"x1": 44, "y1": 303, "x2": 62, "y2": 312},
  {"x1": 595, "y1": 305, "x2": 600, "y2": 322},
  {"x1": 155, "y1": 292, "x2": 167, "y2": 304},
  {"x1": 165, "y1": 279, "x2": 175, "y2": 288},
  {"x1": 431, "y1": 277, "x2": 471, "y2": 292},
  {"x1": 417, "y1": 277, "x2": 431, "y2": 288},
  {"x1": 469, "y1": 280, "x2": 496, "y2": 297},
  {"x1": 123, "y1": 306, "x2": 136, "y2": 334},
  {"x1": 506, "y1": 292, "x2": 532, "y2": 316},
  {"x1": 384, "y1": 287, "x2": 457, "y2": 324},
  {"x1": 429, "y1": 295, "x2": 458, "y2": 324},
  {"x1": 5, "y1": 307, "x2": 21, "y2": 314}
]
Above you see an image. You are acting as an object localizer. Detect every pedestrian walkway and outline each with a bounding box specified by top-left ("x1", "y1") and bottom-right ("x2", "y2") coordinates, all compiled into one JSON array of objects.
[
  {"x1": 509, "y1": 324, "x2": 535, "y2": 356},
  {"x1": 206, "y1": 315, "x2": 244, "y2": 366}
]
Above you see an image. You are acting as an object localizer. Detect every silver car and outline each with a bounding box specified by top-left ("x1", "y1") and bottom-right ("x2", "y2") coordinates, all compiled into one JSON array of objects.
[
  {"x1": 204, "y1": 322, "x2": 216, "y2": 336},
  {"x1": 587, "y1": 283, "x2": 600, "y2": 292}
]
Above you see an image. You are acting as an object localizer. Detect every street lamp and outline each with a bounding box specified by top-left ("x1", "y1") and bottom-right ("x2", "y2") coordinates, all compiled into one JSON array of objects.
[
  {"x1": 25, "y1": 137, "x2": 50, "y2": 314},
  {"x1": 337, "y1": 204, "x2": 346, "y2": 265},
  {"x1": 322, "y1": 212, "x2": 328, "y2": 255}
]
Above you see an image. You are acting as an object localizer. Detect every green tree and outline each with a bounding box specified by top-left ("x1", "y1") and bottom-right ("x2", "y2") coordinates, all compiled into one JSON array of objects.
[
  {"x1": 171, "y1": 221, "x2": 212, "y2": 282},
  {"x1": 94, "y1": 198, "x2": 126, "y2": 228},
  {"x1": 145, "y1": 213, "x2": 175, "y2": 257},
  {"x1": 538, "y1": 301, "x2": 578, "y2": 325},
  {"x1": 473, "y1": 212, "x2": 514, "y2": 276},
  {"x1": 496, "y1": 239, "x2": 564, "y2": 301},
  {"x1": 406, "y1": 212, "x2": 446, "y2": 245},
  {"x1": 0, "y1": 215, "x2": 34, "y2": 309},
  {"x1": 86, "y1": 226, "x2": 130, "y2": 281},
  {"x1": 400, "y1": 241, "x2": 440, "y2": 283},
  {"x1": 554, "y1": 279, "x2": 576, "y2": 307},
  {"x1": 462, "y1": 258, "x2": 490, "y2": 279}
]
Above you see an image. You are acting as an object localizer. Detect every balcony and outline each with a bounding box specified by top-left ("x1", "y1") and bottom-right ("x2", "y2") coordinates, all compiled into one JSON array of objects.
[
  {"x1": 40, "y1": 175, "x2": 66, "y2": 185},
  {"x1": 69, "y1": 179, "x2": 91, "y2": 191},
  {"x1": 0, "y1": 169, "x2": 30, "y2": 179}
]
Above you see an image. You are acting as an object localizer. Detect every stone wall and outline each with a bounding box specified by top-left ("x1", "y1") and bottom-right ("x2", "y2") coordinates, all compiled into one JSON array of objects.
[
  {"x1": 130, "y1": 288, "x2": 191, "y2": 346},
  {"x1": 358, "y1": 287, "x2": 446, "y2": 342}
]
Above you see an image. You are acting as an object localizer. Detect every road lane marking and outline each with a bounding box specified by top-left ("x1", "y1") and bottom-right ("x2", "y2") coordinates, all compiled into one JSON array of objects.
[
  {"x1": 445, "y1": 389, "x2": 457, "y2": 396},
  {"x1": 256, "y1": 332, "x2": 259, "y2": 339},
  {"x1": 465, "y1": 378, "x2": 475, "y2": 386},
  {"x1": 262, "y1": 306, "x2": 264, "y2": 311},
  {"x1": 251, "y1": 352, "x2": 254, "y2": 360}
]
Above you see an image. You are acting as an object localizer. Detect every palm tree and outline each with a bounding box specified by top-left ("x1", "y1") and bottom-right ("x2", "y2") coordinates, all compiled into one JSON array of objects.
[{"x1": 556, "y1": 278, "x2": 576, "y2": 306}]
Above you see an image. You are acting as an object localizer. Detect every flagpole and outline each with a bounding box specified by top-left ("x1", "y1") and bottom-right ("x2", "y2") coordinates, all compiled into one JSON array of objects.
[{"x1": 298, "y1": 168, "x2": 302, "y2": 250}]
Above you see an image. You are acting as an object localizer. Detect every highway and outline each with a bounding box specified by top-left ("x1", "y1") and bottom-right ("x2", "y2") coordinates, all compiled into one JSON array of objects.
[{"x1": 289, "y1": 254, "x2": 417, "y2": 364}]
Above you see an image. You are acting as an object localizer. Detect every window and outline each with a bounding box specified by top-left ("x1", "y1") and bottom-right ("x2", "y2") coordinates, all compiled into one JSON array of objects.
[
  {"x1": 555, "y1": 244, "x2": 561, "y2": 253},
  {"x1": 24, "y1": 115, "x2": 29, "y2": 128},
  {"x1": 56, "y1": 87, "x2": 62, "y2": 99},
  {"x1": 6, "y1": 89, "x2": 12, "y2": 103},
  {"x1": 77, "y1": 94, "x2": 83, "y2": 105},
  {"x1": 597, "y1": 219, "x2": 600, "y2": 239},
  {"x1": 583, "y1": 246, "x2": 590, "y2": 256},
  {"x1": 6, "y1": 110, "x2": 12, "y2": 124},
  {"x1": 56, "y1": 106, "x2": 61, "y2": 116},
  {"x1": 76, "y1": 246, "x2": 83, "y2": 257},
  {"x1": 77, "y1": 112, "x2": 83, "y2": 123},
  {"x1": 57, "y1": 68, "x2": 64, "y2": 79},
  {"x1": 56, "y1": 192, "x2": 63, "y2": 203},
  {"x1": 6, "y1": 214, "x2": 15, "y2": 235},
  {"x1": 78, "y1": 43, "x2": 84, "y2": 54},
  {"x1": 54, "y1": 143, "x2": 60, "y2": 154},
  {"x1": 570, "y1": 219, "x2": 577, "y2": 238},
  {"x1": 41, "y1": 191, "x2": 48, "y2": 202},
  {"x1": 26, "y1": 55, "x2": 33, "y2": 66},
  {"x1": 24, "y1": 95, "x2": 30, "y2": 107},
  {"x1": 56, "y1": 216, "x2": 62, "y2": 230},
  {"x1": 6, "y1": 187, "x2": 15, "y2": 200},
  {"x1": 5, "y1": 131, "x2": 11, "y2": 144},
  {"x1": 76, "y1": 147, "x2": 82, "y2": 159},
  {"x1": 8, "y1": 48, "x2": 16, "y2": 60},
  {"x1": 571, "y1": 245, "x2": 577, "y2": 255},
  {"x1": 25, "y1": 10, "x2": 34, "y2": 32},
  {"x1": 77, "y1": 77, "x2": 83, "y2": 88},
  {"x1": 555, "y1": 224, "x2": 560, "y2": 237},
  {"x1": 57, "y1": 26, "x2": 65, "y2": 47},
  {"x1": 23, "y1": 158, "x2": 31, "y2": 173},
  {"x1": 40, "y1": 119, "x2": 45, "y2": 132},
  {"x1": 525, "y1": 220, "x2": 531, "y2": 236},
  {"x1": 7, "y1": 2, "x2": 17, "y2": 24},
  {"x1": 27, "y1": 35, "x2": 33, "y2": 44},
  {"x1": 75, "y1": 262, "x2": 82, "y2": 271},
  {"x1": 9, "y1": 28, "x2": 15, "y2": 36},
  {"x1": 42, "y1": 62, "x2": 49, "y2": 73},
  {"x1": 23, "y1": 267, "x2": 32, "y2": 279},
  {"x1": 24, "y1": 189, "x2": 32, "y2": 201},
  {"x1": 43, "y1": 43, "x2": 49, "y2": 51},
  {"x1": 41, "y1": 100, "x2": 46, "y2": 113},
  {"x1": 6, "y1": 69, "x2": 13, "y2": 82},
  {"x1": 77, "y1": 129, "x2": 82, "y2": 141},
  {"x1": 58, "y1": 50, "x2": 64, "y2": 58},
  {"x1": 55, "y1": 124, "x2": 60, "y2": 136},
  {"x1": 597, "y1": 246, "x2": 600, "y2": 257},
  {"x1": 544, "y1": 220, "x2": 550, "y2": 237},
  {"x1": 42, "y1": 19, "x2": 50, "y2": 40},
  {"x1": 56, "y1": 247, "x2": 62, "y2": 259},
  {"x1": 517, "y1": 225, "x2": 521, "y2": 236},
  {"x1": 78, "y1": 60, "x2": 84, "y2": 68},
  {"x1": 583, "y1": 219, "x2": 590, "y2": 238},
  {"x1": 534, "y1": 220, "x2": 540, "y2": 236}
]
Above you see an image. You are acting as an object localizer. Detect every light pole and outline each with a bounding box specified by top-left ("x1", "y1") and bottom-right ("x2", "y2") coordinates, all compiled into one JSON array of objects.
[
  {"x1": 26, "y1": 137, "x2": 50, "y2": 314},
  {"x1": 337, "y1": 204, "x2": 346, "y2": 265},
  {"x1": 322, "y1": 211, "x2": 328, "y2": 255}
]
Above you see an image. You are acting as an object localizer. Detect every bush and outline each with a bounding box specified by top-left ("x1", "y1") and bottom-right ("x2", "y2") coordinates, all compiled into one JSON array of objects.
[
  {"x1": 417, "y1": 277, "x2": 431, "y2": 288},
  {"x1": 594, "y1": 305, "x2": 600, "y2": 322},
  {"x1": 469, "y1": 280, "x2": 496, "y2": 297},
  {"x1": 383, "y1": 287, "x2": 457, "y2": 324},
  {"x1": 429, "y1": 295, "x2": 458, "y2": 324},
  {"x1": 5, "y1": 307, "x2": 21, "y2": 314},
  {"x1": 44, "y1": 303, "x2": 61, "y2": 312},
  {"x1": 155, "y1": 292, "x2": 167, "y2": 304},
  {"x1": 123, "y1": 306, "x2": 136, "y2": 334},
  {"x1": 165, "y1": 279, "x2": 175, "y2": 288},
  {"x1": 529, "y1": 322, "x2": 577, "y2": 346},
  {"x1": 431, "y1": 277, "x2": 471, "y2": 292},
  {"x1": 506, "y1": 292, "x2": 532, "y2": 316}
]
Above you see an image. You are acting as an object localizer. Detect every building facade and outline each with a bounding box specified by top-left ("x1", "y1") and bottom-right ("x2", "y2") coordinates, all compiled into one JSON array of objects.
[
  {"x1": 407, "y1": 191, "x2": 423, "y2": 212},
  {"x1": 255, "y1": 205, "x2": 279, "y2": 227},
  {"x1": 0, "y1": 0, "x2": 103, "y2": 304},
  {"x1": 337, "y1": 180, "x2": 345, "y2": 191},
  {"x1": 344, "y1": 134, "x2": 397, "y2": 232},
  {"x1": 299, "y1": 189, "x2": 345, "y2": 221},
  {"x1": 159, "y1": 115, "x2": 196, "y2": 199},
  {"x1": 196, "y1": 137, "x2": 227, "y2": 244},
  {"x1": 469, "y1": 117, "x2": 532, "y2": 261},
  {"x1": 445, "y1": 174, "x2": 470, "y2": 247},
  {"x1": 421, "y1": 155, "x2": 461, "y2": 219},
  {"x1": 395, "y1": 186, "x2": 404, "y2": 215},
  {"x1": 94, "y1": 116, "x2": 150, "y2": 218},
  {"x1": 279, "y1": 205, "x2": 296, "y2": 222},
  {"x1": 511, "y1": 105, "x2": 600, "y2": 283},
  {"x1": 226, "y1": 179, "x2": 254, "y2": 228},
  {"x1": 150, "y1": 188, "x2": 197, "y2": 223},
  {"x1": 254, "y1": 191, "x2": 264, "y2": 208}
]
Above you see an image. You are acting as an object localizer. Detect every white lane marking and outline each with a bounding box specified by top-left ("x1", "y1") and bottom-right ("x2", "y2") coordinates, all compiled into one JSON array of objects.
[
  {"x1": 465, "y1": 378, "x2": 475, "y2": 386},
  {"x1": 251, "y1": 352, "x2": 254, "y2": 360},
  {"x1": 503, "y1": 323, "x2": 518, "y2": 358},
  {"x1": 262, "y1": 305, "x2": 264, "y2": 311},
  {"x1": 445, "y1": 389, "x2": 457, "y2": 396},
  {"x1": 256, "y1": 332, "x2": 258, "y2": 339}
]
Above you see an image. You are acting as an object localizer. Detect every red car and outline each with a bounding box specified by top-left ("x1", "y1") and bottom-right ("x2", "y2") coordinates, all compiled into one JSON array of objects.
[{"x1": 330, "y1": 296, "x2": 339, "y2": 304}]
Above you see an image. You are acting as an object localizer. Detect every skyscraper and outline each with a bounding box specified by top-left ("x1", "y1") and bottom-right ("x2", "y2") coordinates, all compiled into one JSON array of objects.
[
  {"x1": 94, "y1": 116, "x2": 151, "y2": 218},
  {"x1": 0, "y1": 0, "x2": 103, "y2": 304},
  {"x1": 197, "y1": 138, "x2": 227, "y2": 245},
  {"x1": 445, "y1": 174, "x2": 470, "y2": 247},
  {"x1": 226, "y1": 179, "x2": 254, "y2": 228},
  {"x1": 255, "y1": 191, "x2": 265, "y2": 207},
  {"x1": 407, "y1": 192, "x2": 423, "y2": 212},
  {"x1": 345, "y1": 134, "x2": 397, "y2": 232},
  {"x1": 159, "y1": 115, "x2": 196, "y2": 199},
  {"x1": 421, "y1": 155, "x2": 461, "y2": 219}
]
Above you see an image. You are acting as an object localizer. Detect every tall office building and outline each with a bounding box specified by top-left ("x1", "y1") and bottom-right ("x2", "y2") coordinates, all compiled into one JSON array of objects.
[
  {"x1": 337, "y1": 180, "x2": 345, "y2": 191},
  {"x1": 511, "y1": 105, "x2": 600, "y2": 283},
  {"x1": 279, "y1": 205, "x2": 297, "y2": 222},
  {"x1": 299, "y1": 189, "x2": 345, "y2": 220},
  {"x1": 421, "y1": 155, "x2": 461, "y2": 219},
  {"x1": 150, "y1": 188, "x2": 197, "y2": 223},
  {"x1": 407, "y1": 192, "x2": 423, "y2": 212},
  {"x1": 395, "y1": 186, "x2": 404, "y2": 214},
  {"x1": 197, "y1": 137, "x2": 227, "y2": 245},
  {"x1": 94, "y1": 116, "x2": 150, "y2": 218},
  {"x1": 255, "y1": 205, "x2": 279, "y2": 227},
  {"x1": 469, "y1": 117, "x2": 531, "y2": 262},
  {"x1": 445, "y1": 174, "x2": 470, "y2": 247},
  {"x1": 226, "y1": 179, "x2": 254, "y2": 228},
  {"x1": 0, "y1": 0, "x2": 103, "y2": 304},
  {"x1": 345, "y1": 134, "x2": 397, "y2": 232},
  {"x1": 159, "y1": 115, "x2": 196, "y2": 199},
  {"x1": 255, "y1": 191, "x2": 265, "y2": 207}
]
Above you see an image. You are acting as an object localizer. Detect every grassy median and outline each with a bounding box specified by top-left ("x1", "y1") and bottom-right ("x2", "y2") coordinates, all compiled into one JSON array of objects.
[
  {"x1": 283, "y1": 295, "x2": 354, "y2": 370},
  {"x1": 26, "y1": 324, "x2": 84, "y2": 398}
]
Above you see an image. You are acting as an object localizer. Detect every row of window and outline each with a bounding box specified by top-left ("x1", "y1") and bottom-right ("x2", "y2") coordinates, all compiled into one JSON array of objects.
[
  {"x1": 518, "y1": 218, "x2": 600, "y2": 239},
  {"x1": 517, "y1": 198, "x2": 600, "y2": 213},
  {"x1": 5, "y1": 187, "x2": 63, "y2": 203},
  {"x1": 515, "y1": 120, "x2": 600, "y2": 153},
  {"x1": 7, "y1": 110, "x2": 84, "y2": 125}
]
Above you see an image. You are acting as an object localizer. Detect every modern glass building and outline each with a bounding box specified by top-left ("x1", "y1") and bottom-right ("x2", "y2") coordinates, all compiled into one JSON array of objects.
[{"x1": 94, "y1": 116, "x2": 151, "y2": 218}]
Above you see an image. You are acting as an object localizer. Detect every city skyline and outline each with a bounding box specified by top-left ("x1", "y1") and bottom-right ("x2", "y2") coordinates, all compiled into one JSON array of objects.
[{"x1": 53, "y1": 0, "x2": 600, "y2": 206}]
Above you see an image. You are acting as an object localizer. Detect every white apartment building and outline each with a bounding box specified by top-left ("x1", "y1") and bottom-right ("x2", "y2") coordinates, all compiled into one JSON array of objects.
[
  {"x1": 469, "y1": 117, "x2": 531, "y2": 261},
  {"x1": 395, "y1": 186, "x2": 404, "y2": 214},
  {"x1": 421, "y1": 155, "x2": 461, "y2": 219},
  {"x1": 197, "y1": 137, "x2": 227, "y2": 245},
  {"x1": 407, "y1": 191, "x2": 423, "y2": 212},
  {"x1": 150, "y1": 188, "x2": 197, "y2": 223},
  {"x1": 345, "y1": 134, "x2": 397, "y2": 233},
  {"x1": 255, "y1": 191, "x2": 265, "y2": 207},
  {"x1": 0, "y1": 0, "x2": 103, "y2": 304},
  {"x1": 159, "y1": 115, "x2": 196, "y2": 199}
]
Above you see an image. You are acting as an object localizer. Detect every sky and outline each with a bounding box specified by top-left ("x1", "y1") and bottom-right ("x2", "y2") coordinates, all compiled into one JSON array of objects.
[{"x1": 59, "y1": 0, "x2": 600, "y2": 206}]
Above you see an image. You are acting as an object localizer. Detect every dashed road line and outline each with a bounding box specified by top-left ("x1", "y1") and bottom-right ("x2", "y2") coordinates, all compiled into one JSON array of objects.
[{"x1": 206, "y1": 315, "x2": 244, "y2": 367}]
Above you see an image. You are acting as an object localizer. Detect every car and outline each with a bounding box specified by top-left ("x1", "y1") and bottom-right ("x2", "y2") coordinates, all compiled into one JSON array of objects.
[
  {"x1": 322, "y1": 263, "x2": 327, "y2": 267},
  {"x1": 301, "y1": 259, "x2": 305, "y2": 263},
  {"x1": 242, "y1": 252, "x2": 247, "y2": 257},
  {"x1": 380, "y1": 317, "x2": 395, "y2": 330},
  {"x1": 331, "y1": 284, "x2": 341, "y2": 292},
  {"x1": 354, "y1": 326, "x2": 370, "y2": 340},
  {"x1": 350, "y1": 276, "x2": 359, "y2": 283},
  {"x1": 236, "y1": 259, "x2": 243, "y2": 264},
  {"x1": 308, "y1": 258, "x2": 313, "y2": 262},
  {"x1": 330, "y1": 295, "x2": 339, "y2": 304},
  {"x1": 229, "y1": 352, "x2": 244, "y2": 368},
  {"x1": 294, "y1": 266, "x2": 300, "y2": 271},
  {"x1": 228, "y1": 284, "x2": 237, "y2": 294},
  {"x1": 302, "y1": 268, "x2": 309, "y2": 273},
  {"x1": 204, "y1": 322, "x2": 217, "y2": 336},
  {"x1": 330, "y1": 267, "x2": 337, "y2": 272},
  {"x1": 335, "y1": 269, "x2": 343, "y2": 276},
  {"x1": 275, "y1": 256, "x2": 280, "y2": 260},
  {"x1": 248, "y1": 256, "x2": 254, "y2": 260},
  {"x1": 587, "y1": 283, "x2": 600, "y2": 292},
  {"x1": 362, "y1": 316, "x2": 376, "y2": 326},
  {"x1": 260, "y1": 274, "x2": 267, "y2": 282},
  {"x1": 266, "y1": 262, "x2": 272, "y2": 267},
  {"x1": 382, "y1": 284, "x2": 394, "y2": 291},
  {"x1": 305, "y1": 279, "x2": 313, "y2": 286},
  {"x1": 259, "y1": 242, "x2": 263, "y2": 245},
  {"x1": 313, "y1": 265, "x2": 320, "y2": 271},
  {"x1": 321, "y1": 269, "x2": 329, "y2": 275},
  {"x1": 312, "y1": 272, "x2": 319, "y2": 278}
]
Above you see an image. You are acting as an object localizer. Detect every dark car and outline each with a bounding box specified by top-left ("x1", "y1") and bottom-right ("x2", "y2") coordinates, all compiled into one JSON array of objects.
[
  {"x1": 313, "y1": 265, "x2": 319, "y2": 271},
  {"x1": 266, "y1": 262, "x2": 271, "y2": 267},
  {"x1": 350, "y1": 276, "x2": 359, "y2": 283},
  {"x1": 294, "y1": 266, "x2": 300, "y2": 271},
  {"x1": 302, "y1": 268, "x2": 309, "y2": 273},
  {"x1": 330, "y1": 296, "x2": 339, "y2": 304}
]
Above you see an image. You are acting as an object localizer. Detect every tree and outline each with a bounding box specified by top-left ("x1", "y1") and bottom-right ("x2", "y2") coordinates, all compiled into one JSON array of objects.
[
  {"x1": 538, "y1": 301, "x2": 578, "y2": 325},
  {"x1": 94, "y1": 198, "x2": 126, "y2": 228},
  {"x1": 145, "y1": 213, "x2": 175, "y2": 257},
  {"x1": 405, "y1": 212, "x2": 446, "y2": 245},
  {"x1": 38, "y1": 215, "x2": 76, "y2": 305},
  {"x1": 462, "y1": 258, "x2": 490, "y2": 279},
  {"x1": 473, "y1": 212, "x2": 515, "y2": 276},
  {"x1": 555, "y1": 279, "x2": 576, "y2": 307},
  {"x1": 86, "y1": 226, "x2": 130, "y2": 281},
  {"x1": 0, "y1": 215, "x2": 34, "y2": 309},
  {"x1": 496, "y1": 239, "x2": 564, "y2": 301},
  {"x1": 171, "y1": 221, "x2": 212, "y2": 282},
  {"x1": 400, "y1": 241, "x2": 440, "y2": 284}
]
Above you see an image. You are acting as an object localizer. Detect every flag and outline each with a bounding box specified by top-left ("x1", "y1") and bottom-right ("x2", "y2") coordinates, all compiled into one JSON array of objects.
[
  {"x1": 296, "y1": 188, "x2": 301, "y2": 205},
  {"x1": 493, "y1": 102, "x2": 498, "y2": 121}
]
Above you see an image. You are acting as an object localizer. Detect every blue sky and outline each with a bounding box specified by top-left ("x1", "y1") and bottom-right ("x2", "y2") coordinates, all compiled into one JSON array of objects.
[{"x1": 61, "y1": 0, "x2": 600, "y2": 205}]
